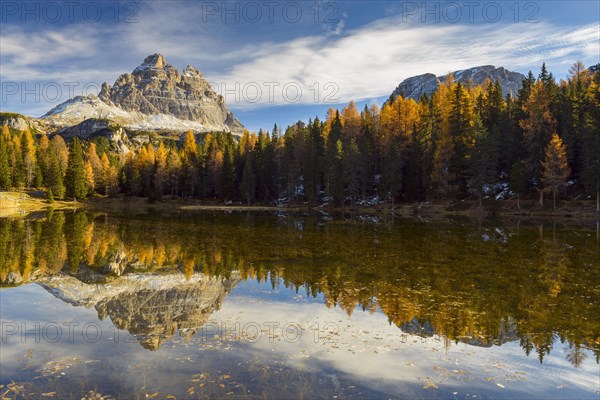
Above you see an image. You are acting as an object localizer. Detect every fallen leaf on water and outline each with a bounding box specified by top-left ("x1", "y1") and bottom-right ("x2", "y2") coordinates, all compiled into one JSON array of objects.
[
  {"x1": 145, "y1": 392, "x2": 158, "y2": 398},
  {"x1": 423, "y1": 380, "x2": 438, "y2": 389},
  {"x1": 496, "y1": 383, "x2": 505, "y2": 389},
  {"x1": 41, "y1": 392, "x2": 56, "y2": 397}
]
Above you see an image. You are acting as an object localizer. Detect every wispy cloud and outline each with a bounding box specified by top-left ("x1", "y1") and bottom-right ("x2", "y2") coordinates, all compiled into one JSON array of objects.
[
  {"x1": 1, "y1": 1, "x2": 597, "y2": 117},
  {"x1": 212, "y1": 18, "x2": 599, "y2": 108}
]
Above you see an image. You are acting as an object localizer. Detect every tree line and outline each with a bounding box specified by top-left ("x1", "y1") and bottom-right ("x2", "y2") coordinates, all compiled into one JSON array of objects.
[{"x1": 1, "y1": 62, "x2": 599, "y2": 210}]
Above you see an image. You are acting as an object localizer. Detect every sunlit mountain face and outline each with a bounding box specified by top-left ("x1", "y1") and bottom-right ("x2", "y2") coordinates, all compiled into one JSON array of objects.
[{"x1": 1, "y1": 211, "x2": 598, "y2": 398}]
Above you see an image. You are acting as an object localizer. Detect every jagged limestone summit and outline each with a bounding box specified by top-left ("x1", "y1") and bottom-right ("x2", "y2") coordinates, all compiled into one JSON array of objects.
[
  {"x1": 42, "y1": 54, "x2": 244, "y2": 135},
  {"x1": 390, "y1": 65, "x2": 526, "y2": 101}
]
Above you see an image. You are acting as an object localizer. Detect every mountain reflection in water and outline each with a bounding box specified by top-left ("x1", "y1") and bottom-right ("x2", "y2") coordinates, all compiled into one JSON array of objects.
[{"x1": 1, "y1": 211, "x2": 599, "y2": 364}]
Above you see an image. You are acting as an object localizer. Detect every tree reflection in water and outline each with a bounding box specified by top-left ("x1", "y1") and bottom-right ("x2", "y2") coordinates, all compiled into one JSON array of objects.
[{"x1": 1, "y1": 211, "x2": 598, "y2": 365}]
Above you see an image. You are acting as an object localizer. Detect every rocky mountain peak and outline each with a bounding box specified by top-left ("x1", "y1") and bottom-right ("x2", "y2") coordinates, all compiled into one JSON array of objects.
[
  {"x1": 42, "y1": 54, "x2": 244, "y2": 135},
  {"x1": 140, "y1": 53, "x2": 167, "y2": 69},
  {"x1": 132, "y1": 53, "x2": 178, "y2": 78},
  {"x1": 389, "y1": 65, "x2": 526, "y2": 102}
]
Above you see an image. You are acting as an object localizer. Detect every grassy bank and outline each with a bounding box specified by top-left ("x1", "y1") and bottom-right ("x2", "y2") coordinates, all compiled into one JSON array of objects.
[{"x1": 0, "y1": 190, "x2": 81, "y2": 217}]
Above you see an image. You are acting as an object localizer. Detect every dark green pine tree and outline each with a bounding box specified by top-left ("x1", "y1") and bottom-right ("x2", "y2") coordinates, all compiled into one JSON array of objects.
[
  {"x1": 559, "y1": 62, "x2": 589, "y2": 183},
  {"x1": 219, "y1": 140, "x2": 237, "y2": 201},
  {"x1": 325, "y1": 111, "x2": 343, "y2": 200},
  {"x1": 513, "y1": 70, "x2": 537, "y2": 151},
  {"x1": 332, "y1": 139, "x2": 344, "y2": 207},
  {"x1": 122, "y1": 157, "x2": 142, "y2": 196},
  {"x1": 282, "y1": 126, "x2": 300, "y2": 201},
  {"x1": 539, "y1": 63, "x2": 560, "y2": 122},
  {"x1": 468, "y1": 117, "x2": 499, "y2": 207},
  {"x1": 509, "y1": 160, "x2": 528, "y2": 209},
  {"x1": 343, "y1": 138, "x2": 361, "y2": 204},
  {"x1": 260, "y1": 129, "x2": 278, "y2": 201},
  {"x1": 539, "y1": 62, "x2": 551, "y2": 85},
  {"x1": 501, "y1": 94, "x2": 523, "y2": 173},
  {"x1": 518, "y1": 71, "x2": 536, "y2": 103},
  {"x1": 358, "y1": 105, "x2": 376, "y2": 198},
  {"x1": 581, "y1": 69, "x2": 600, "y2": 211},
  {"x1": 304, "y1": 117, "x2": 325, "y2": 204},
  {"x1": 404, "y1": 126, "x2": 429, "y2": 202},
  {"x1": 0, "y1": 133, "x2": 11, "y2": 189},
  {"x1": 253, "y1": 130, "x2": 266, "y2": 201},
  {"x1": 10, "y1": 139, "x2": 25, "y2": 188},
  {"x1": 269, "y1": 124, "x2": 282, "y2": 197},
  {"x1": 47, "y1": 150, "x2": 65, "y2": 199},
  {"x1": 240, "y1": 150, "x2": 256, "y2": 205},
  {"x1": 65, "y1": 138, "x2": 87, "y2": 200},
  {"x1": 448, "y1": 82, "x2": 475, "y2": 193},
  {"x1": 271, "y1": 123, "x2": 279, "y2": 143},
  {"x1": 383, "y1": 136, "x2": 403, "y2": 208}
]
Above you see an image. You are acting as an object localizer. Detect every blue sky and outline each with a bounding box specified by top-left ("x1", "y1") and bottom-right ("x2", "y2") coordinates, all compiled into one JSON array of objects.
[{"x1": 1, "y1": 0, "x2": 599, "y2": 132}]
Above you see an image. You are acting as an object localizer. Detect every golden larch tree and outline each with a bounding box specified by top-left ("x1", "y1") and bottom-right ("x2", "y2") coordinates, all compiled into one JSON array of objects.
[{"x1": 541, "y1": 133, "x2": 571, "y2": 210}]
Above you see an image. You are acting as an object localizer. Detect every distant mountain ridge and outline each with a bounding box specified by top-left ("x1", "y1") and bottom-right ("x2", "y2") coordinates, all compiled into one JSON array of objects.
[
  {"x1": 389, "y1": 65, "x2": 526, "y2": 101},
  {"x1": 42, "y1": 54, "x2": 244, "y2": 135}
]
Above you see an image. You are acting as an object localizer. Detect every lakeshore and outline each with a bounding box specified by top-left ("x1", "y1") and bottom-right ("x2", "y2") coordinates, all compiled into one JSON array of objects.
[{"x1": 2, "y1": 189, "x2": 598, "y2": 222}]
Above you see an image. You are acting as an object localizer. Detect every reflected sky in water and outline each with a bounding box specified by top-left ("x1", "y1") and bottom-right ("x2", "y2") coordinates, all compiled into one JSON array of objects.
[{"x1": 0, "y1": 211, "x2": 599, "y2": 398}]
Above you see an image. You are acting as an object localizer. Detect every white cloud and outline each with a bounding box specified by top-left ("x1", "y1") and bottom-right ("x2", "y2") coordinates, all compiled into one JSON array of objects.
[
  {"x1": 1, "y1": 3, "x2": 598, "y2": 116},
  {"x1": 212, "y1": 19, "x2": 599, "y2": 108}
]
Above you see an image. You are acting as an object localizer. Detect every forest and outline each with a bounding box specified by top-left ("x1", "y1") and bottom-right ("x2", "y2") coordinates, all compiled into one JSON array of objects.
[{"x1": 1, "y1": 62, "x2": 599, "y2": 210}]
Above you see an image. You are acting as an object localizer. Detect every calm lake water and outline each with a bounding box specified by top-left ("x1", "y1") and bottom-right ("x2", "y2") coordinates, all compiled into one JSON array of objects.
[{"x1": 1, "y1": 211, "x2": 599, "y2": 399}]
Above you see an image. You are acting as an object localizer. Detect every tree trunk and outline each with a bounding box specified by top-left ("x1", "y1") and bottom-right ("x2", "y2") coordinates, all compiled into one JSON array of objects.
[
  {"x1": 553, "y1": 187, "x2": 557, "y2": 211},
  {"x1": 538, "y1": 189, "x2": 544, "y2": 207},
  {"x1": 517, "y1": 193, "x2": 520, "y2": 210},
  {"x1": 597, "y1": 188, "x2": 599, "y2": 213}
]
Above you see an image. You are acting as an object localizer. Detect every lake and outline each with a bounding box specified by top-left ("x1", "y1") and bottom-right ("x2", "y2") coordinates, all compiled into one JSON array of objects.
[{"x1": 1, "y1": 211, "x2": 599, "y2": 399}]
